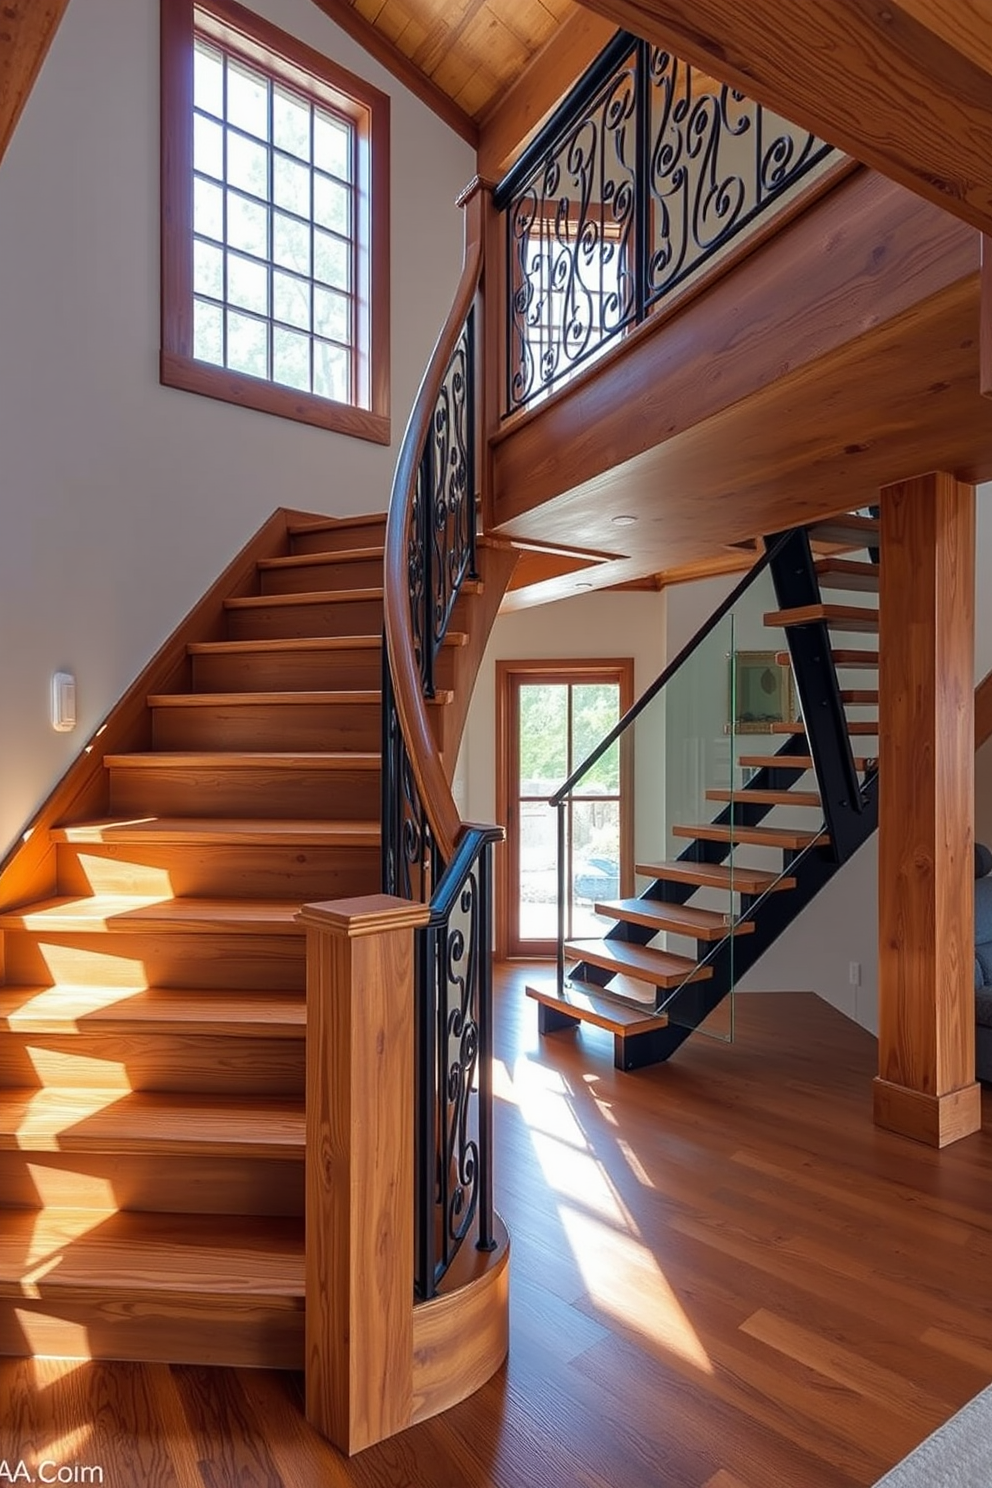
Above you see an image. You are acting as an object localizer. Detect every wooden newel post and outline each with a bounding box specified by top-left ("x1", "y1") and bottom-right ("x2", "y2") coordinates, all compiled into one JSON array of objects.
[{"x1": 300, "y1": 893, "x2": 431, "y2": 1455}]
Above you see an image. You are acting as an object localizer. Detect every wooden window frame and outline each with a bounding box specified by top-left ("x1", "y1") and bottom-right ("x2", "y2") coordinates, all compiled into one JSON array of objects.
[
  {"x1": 160, "y1": 0, "x2": 390, "y2": 443},
  {"x1": 495, "y1": 658, "x2": 634, "y2": 960}
]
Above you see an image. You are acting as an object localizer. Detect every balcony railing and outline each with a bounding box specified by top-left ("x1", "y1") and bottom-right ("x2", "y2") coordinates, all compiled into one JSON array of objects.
[{"x1": 494, "y1": 32, "x2": 838, "y2": 415}]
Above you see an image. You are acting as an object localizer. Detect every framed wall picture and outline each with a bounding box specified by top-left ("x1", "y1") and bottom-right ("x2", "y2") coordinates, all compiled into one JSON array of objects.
[{"x1": 729, "y1": 650, "x2": 798, "y2": 734}]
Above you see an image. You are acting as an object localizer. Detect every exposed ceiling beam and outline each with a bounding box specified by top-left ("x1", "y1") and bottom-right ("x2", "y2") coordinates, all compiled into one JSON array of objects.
[
  {"x1": 309, "y1": 0, "x2": 478, "y2": 147},
  {"x1": 572, "y1": 0, "x2": 992, "y2": 238},
  {"x1": 0, "y1": 0, "x2": 72, "y2": 169},
  {"x1": 478, "y1": 9, "x2": 618, "y2": 180}
]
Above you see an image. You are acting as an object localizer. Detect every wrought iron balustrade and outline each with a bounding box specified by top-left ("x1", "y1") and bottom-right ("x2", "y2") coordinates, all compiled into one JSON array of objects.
[{"x1": 495, "y1": 32, "x2": 837, "y2": 413}]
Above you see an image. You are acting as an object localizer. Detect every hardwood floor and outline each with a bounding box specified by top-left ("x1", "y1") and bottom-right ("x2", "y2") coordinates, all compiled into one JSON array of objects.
[{"x1": 4, "y1": 968, "x2": 992, "y2": 1486}]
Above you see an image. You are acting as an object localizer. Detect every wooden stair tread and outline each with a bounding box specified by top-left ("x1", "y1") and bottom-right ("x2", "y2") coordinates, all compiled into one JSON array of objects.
[
  {"x1": 635, "y1": 860, "x2": 796, "y2": 894},
  {"x1": 706, "y1": 788, "x2": 821, "y2": 807},
  {"x1": 765, "y1": 604, "x2": 879, "y2": 633},
  {"x1": 0, "y1": 1210, "x2": 304, "y2": 1296},
  {"x1": 594, "y1": 898, "x2": 755, "y2": 940},
  {"x1": 224, "y1": 588, "x2": 383, "y2": 610},
  {"x1": 286, "y1": 513, "x2": 384, "y2": 536},
  {"x1": 770, "y1": 719, "x2": 876, "y2": 734},
  {"x1": 840, "y1": 690, "x2": 878, "y2": 704},
  {"x1": 814, "y1": 558, "x2": 879, "y2": 591},
  {"x1": 738, "y1": 753, "x2": 874, "y2": 770},
  {"x1": 257, "y1": 546, "x2": 384, "y2": 570},
  {"x1": 53, "y1": 818, "x2": 379, "y2": 846},
  {"x1": 672, "y1": 823, "x2": 826, "y2": 849},
  {"x1": 105, "y1": 751, "x2": 380, "y2": 771},
  {"x1": 0, "y1": 985, "x2": 304, "y2": 1036},
  {"x1": 526, "y1": 977, "x2": 670, "y2": 1034},
  {"x1": 565, "y1": 938, "x2": 712, "y2": 988},
  {"x1": 0, "y1": 1089, "x2": 304, "y2": 1155},
  {"x1": 806, "y1": 514, "x2": 878, "y2": 547},
  {"x1": 0, "y1": 895, "x2": 307, "y2": 933},
  {"x1": 775, "y1": 649, "x2": 879, "y2": 668},
  {"x1": 186, "y1": 632, "x2": 467, "y2": 656},
  {"x1": 147, "y1": 690, "x2": 381, "y2": 706}
]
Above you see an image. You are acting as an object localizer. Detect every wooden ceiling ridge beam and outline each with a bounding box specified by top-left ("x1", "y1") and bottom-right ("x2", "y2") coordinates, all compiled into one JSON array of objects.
[
  {"x1": 478, "y1": 8, "x2": 619, "y2": 180},
  {"x1": 569, "y1": 0, "x2": 992, "y2": 238},
  {"x1": 308, "y1": 0, "x2": 479, "y2": 146},
  {"x1": 0, "y1": 0, "x2": 72, "y2": 170}
]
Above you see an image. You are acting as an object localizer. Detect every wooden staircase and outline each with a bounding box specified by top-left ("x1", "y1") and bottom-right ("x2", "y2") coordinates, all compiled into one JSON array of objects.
[
  {"x1": 528, "y1": 513, "x2": 880, "y2": 1069},
  {"x1": 0, "y1": 509, "x2": 471, "y2": 1365}
]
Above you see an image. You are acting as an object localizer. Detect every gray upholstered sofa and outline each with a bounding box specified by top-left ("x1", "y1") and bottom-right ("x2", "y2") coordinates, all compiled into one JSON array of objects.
[{"x1": 975, "y1": 844, "x2": 992, "y2": 1083}]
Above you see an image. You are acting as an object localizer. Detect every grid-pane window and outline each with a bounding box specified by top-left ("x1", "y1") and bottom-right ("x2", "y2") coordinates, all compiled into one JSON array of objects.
[
  {"x1": 161, "y1": 0, "x2": 390, "y2": 443},
  {"x1": 191, "y1": 35, "x2": 356, "y2": 403}
]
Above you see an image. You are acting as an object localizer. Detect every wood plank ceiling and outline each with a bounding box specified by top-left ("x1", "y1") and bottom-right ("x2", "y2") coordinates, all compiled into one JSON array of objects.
[{"x1": 333, "y1": 0, "x2": 579, "y2": 123}]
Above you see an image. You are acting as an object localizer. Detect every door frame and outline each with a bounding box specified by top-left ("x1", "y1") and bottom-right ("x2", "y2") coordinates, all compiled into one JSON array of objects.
[{"x1": 495, "y1": 657, "x2": 634, "y2": 960}]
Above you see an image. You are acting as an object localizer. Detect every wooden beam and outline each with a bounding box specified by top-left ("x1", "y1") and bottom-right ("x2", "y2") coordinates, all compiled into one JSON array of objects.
[
  {"x1": 874, "y1": 472, "x2": 980, "y2": 1148},
  {"x1": 308, "y1": 0, "x2": 477, "y2": 146},
  {"x1": 301, "y1": 894, "x2": 430, "y2": 1454},
  {"x1": 0, "y1": 0, "x2": 72, "y2": 169},
  {"x1": 572, "y1": 0, "x2": 992, "y2": 238},
  {"x1": 982, "y1": 236, "x2": 992, "y2": 398},
  {"x1": 478, "y1": 10, "x2": 618, "y2": 179}
]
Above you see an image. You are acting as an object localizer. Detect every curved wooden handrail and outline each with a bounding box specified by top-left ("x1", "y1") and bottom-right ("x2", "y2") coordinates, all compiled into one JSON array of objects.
[{"x1": 383, "y1": 198, "x2": 485, "y2": 866}]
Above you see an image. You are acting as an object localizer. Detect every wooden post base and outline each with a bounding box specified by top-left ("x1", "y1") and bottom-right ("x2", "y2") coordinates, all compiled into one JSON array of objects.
[{"x1": 873, "y1": 1077, "x2": 982, "y2": 1148}]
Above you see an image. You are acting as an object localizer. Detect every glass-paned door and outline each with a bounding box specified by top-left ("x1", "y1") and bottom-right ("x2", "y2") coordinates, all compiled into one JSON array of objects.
[{"x1": 497, "y1": 660, "x2": 633, "y2": 958}]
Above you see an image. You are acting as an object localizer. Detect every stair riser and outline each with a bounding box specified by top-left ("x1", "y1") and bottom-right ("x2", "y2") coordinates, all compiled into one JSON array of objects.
[
  {"x1": 190, "y1": 647, "x2": 454, "y2": 694},
  {"x1": 56, "y1": 843, "x2": 380, "y2": 900},
  {"x1": 4, "y1": 932, "x2": 304, "y2": 992},
  {"x1": 108, "y1": 763, "x2": 380, "y2": 820},
  {"x1": 0, "y1": 1032, "x2": 305, "y2": 1097},
  {"x1": 0, "y1": 1152, "x2": 303, "y2": 1215},
  {"x1": 0, "y1": 1297, "x2": 304, "y2": 1368},
  {"x1": 259, "y1": 557, "x2": 382, "y2": 594},
  {"x1": 151, "y1": 702, "x2": 381, "y2": 752},
  {"x1": 225, "y1": 596, "x2": 383, "y2": 640},
  {"x1": 289, "y1": 519, "x2": 386, "y2": 555}
]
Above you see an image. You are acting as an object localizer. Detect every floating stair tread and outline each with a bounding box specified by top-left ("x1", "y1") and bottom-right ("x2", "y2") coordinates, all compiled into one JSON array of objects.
[
  {"x1": 738, "y1": 753, "x2": 873, "y2": 771},
  {"x1": 148, "y1": 690, "x2": 381, "y2": 707},
  {"x1": 775, "y1": 649, "x2": 879, "y2": 668},
  {"x1": 769, "y1": 719, "x2": 877, "y2": 735},
  {"x1": 257, "y1": 547, "x2": 383, "y2": 570},
  {"x1": 0, "y1": 985, "x2": 304, "y2": 1036},
  {"x1": 52, "y1": 817, "x2": 379, "y2": 847},
  {"x1": 594, "y1": 898, "x2": 755, "y2": 940},
  {"x1": 105, "y1": 751, "x2": 380, "y2": 771},
  {"x1": 0, "y1": 1089, "x2": 304, "y2": 1156},
  {"x1": 806, "y1": 515, "x2": 879, "y2": 547},
  {"x1": 635, "y1": 860, "x2": 796, "y2": 894},
  {"x1": 814, "y1": 559, "x2": 879, "y2": 592},
  {"x1": 0, "y1": 895, "x2": 306, "y2": 934},
  {"x1": 526, "y1": 977, "x2": 670, "y2": 1034},
  {"x1": 840, "y1": 690, "x2": 878, "y2": 704},
  {"x1": 564, "y1": 938, "x2": 712, "y2": 988},
  {"x1": 672, "y1": 823, "x2": 827, "y2": 850},
  {"x1": 706, "y1": 788, "x2": 821, "y2": 807},
  {"x1": 764, "y1": 604, "x2": 879, "y2": 633},
  {"x1": 224, "y1": 588, "x2": 383, "y2": 611},
  {"x1": 0, "y1": 1210, "x2": 304, "y2": 1297},
  {"x1": 186, "y1": 632, "x2": 468, "y2": 656}
]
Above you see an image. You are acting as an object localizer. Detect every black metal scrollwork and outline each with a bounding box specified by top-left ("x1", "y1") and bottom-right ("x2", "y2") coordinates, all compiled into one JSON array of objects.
[{"x1": 499, "y1": 33, "x2": 835, "y2": 412}]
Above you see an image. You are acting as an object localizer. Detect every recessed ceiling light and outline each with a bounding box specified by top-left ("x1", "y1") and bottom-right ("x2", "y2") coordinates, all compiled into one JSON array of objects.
[{"x1": 612, "y1": 514, "x2": 637, "y2": 526}]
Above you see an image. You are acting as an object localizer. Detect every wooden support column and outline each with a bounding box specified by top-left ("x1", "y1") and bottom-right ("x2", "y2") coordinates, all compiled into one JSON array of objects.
[
  {"x1": 301, "y1": 893, "x2": 430, "y2": 1455},
  {"x1": 982, "y1": 237, "x2": 992, "y2": 399},
  {"x1": 875, "y1": 472, "x2": 980, "y2": 1147}
]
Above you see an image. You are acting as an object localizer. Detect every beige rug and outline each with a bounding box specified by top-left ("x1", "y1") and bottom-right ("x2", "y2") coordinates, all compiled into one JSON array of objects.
[{"x1": 874, "y1": 1385, "x2": 992, "y2": 1485}]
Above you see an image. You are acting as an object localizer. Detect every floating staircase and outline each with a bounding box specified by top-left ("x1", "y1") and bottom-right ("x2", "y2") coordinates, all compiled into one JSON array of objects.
[
  {"x1": 529, "y1": 514, "x2": 880, "y2": 1068},
  {"x1": 0, "y1": 510, "x2": 473, "y2": 1364}
]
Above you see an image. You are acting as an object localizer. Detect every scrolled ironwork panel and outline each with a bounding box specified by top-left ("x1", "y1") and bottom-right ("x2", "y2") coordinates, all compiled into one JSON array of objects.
[
  {"x1": 438, "y1": 868, "x2": 482, "y2": 1261},
  {"x1": 506, "y1": 47, "x2": 639, "y2": 410},
  {"x1": 644, "y1": 44, "x2": 833, "y2": 308},
  {"x1": 428, "y1": 313, "x2": 476, "y2": 660}
]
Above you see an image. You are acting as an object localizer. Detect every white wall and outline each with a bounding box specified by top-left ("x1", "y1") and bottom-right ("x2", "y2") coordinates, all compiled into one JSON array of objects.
[
  {"x1": 456, "y1": 590, "x2": 668, "y2": 868},
  {"x1": 0, "y1": 0, "x2": 473, "y2": 853}
]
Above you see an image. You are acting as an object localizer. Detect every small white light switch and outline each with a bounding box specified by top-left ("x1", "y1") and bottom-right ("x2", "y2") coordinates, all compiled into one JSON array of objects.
[{"x1": 52, "y1": 671, "x2": 77, "y2": 732}]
